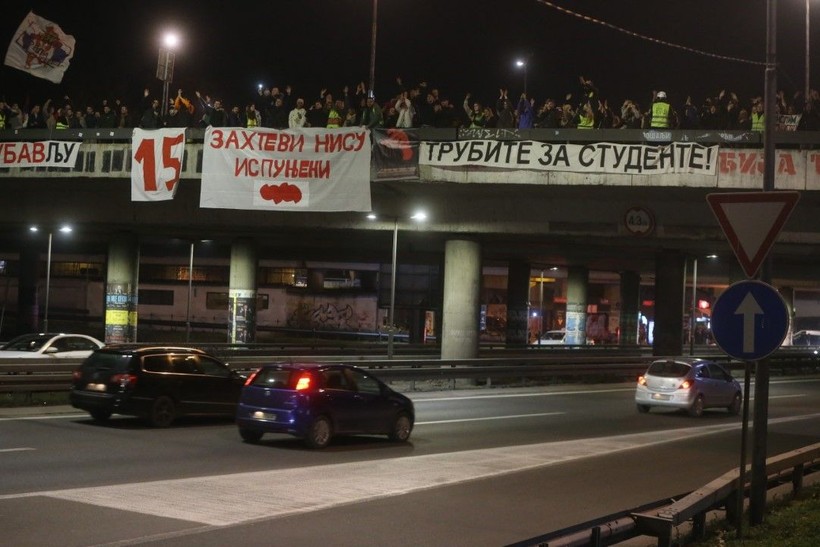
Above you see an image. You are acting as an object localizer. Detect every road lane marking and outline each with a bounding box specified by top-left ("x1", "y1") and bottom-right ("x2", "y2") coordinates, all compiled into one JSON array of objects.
[
  {"x1": 0, "y1": 414, "x2": 86, "y2": 422},
  {"x1": 0, "y1": 448, "x2": 35, "y2": 453},
  {"x1": 2, "y1": 411, "x2": 817, "y2": 529},
  {"x1": 416, "y1": 411, "x2": 565, "y2": 425}
]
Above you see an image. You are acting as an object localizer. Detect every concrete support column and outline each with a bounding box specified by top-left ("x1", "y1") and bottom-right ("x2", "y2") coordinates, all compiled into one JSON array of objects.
[
  {"x1": 441, "y1": 239, "x2": 481, "y2": 359},
  {"x1": 16, "y1": 246, "x2": 39, "y2": 335},
  {"x1": 105, "y1": 234, "x2": 139, "y2": 344},
  {"x1": 619, "y1": 271, "x2": 641, "y2": 345},
  {"x1": 565, "y1": 266, "x2": 589, "y2": 345},
  {"x1": 653, "y1": 250, "x2": 685, "y2": 356},
  {"x1": 506, "y1": 260, "x2": 531, "y2": 346},
  {"x1": 228, "y1": 239, "x2": 257, "y2": 344}
]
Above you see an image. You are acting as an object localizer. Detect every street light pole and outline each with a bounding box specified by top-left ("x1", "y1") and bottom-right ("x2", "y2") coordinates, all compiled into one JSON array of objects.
[
  {"x1": 388, "y1": 218, "x2": 398, "y2": 359},
  {"x1": 31, "y1": 225, "x2": 72, "y2": 333},
  {"x1": 157, "y1": 33, "x2": 178, "y2": 119},
  {"x1": 44, "y1": 231, "x2": 52, "y2": 332},
  {"x1": 807, "y1": 0, "x2": 811, "y2": 104},
  {"x1": 369, "y1": 211, "x2": 427, "y2": 359},
  {"x1": 186, "y1": 241, "x2": 194, "y2": 343},
  {"x1": 369, "y1": 0, "x2": 378, "y2": 96},
  {"x1": 516, "y1": 59, "x2": 528, "y2": 95}
]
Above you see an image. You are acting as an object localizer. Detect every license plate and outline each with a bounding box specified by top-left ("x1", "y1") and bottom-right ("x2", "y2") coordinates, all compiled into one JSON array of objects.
[
  {"x1": 86, "y1": 383, "x2": 107, "y2": 392},
  {"x1": 252, "y1": 411, "x2": 276, "y2": 421},
  {"x1": 652, "y1": 393, "x2": 670, "y2": 401}
]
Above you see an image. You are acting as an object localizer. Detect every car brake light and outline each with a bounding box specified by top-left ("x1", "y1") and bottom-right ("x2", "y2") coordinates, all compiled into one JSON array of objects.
[
  {"x1": 637, "y1": 375, "x2": 646, "y2": 386},
  {"x1": 295, "y1": 373, "x2": 312, "y2": 391},
  {"x1": 244, "y1": 370, "x2": 259, "y2": 387},
  {"x1": 72, "y1": 369, "x2": 82, "y2": 381},
  {"x1": 680, "y1": 379, "x2": 693, "y2": 390},
  {"x1": 111, "y1": 373, "x2": 138, "y2": 387}
]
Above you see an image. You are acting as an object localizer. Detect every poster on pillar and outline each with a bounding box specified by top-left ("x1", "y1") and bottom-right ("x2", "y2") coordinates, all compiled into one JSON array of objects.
[
  {"x1": 228, "y1": 289, "x2": 256, "y2": 344},
  {"x1": 200, "y1": 127, "x2": 372, "y2": 212},
  {"x1": 105, "y1": 283, "x2": 137, "y2": 344}
]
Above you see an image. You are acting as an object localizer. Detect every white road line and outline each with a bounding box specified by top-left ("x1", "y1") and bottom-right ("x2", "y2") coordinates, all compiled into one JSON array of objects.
[
  {"x1": 414, "y1": 388, "x2": 633, "y2": 402},
  {"x1": 0, "y1": 414, "x2": 86, "y2": 422},
  {"x1": 2, "y1": 412, "x2": 817, "y2": 529},
  {"x1": 0, "y1": 448, "x2": 35, "y2": 453},
  {"x1": 416, "y1": 411, "x2": 565, "y2": 425}
]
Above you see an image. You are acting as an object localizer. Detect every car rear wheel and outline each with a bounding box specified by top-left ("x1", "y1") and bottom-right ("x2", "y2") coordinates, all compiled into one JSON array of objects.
[
  {"x1": 239, "y1": 428, "x2": 264, "y2": 443},
  {"x1": 636, "y1": 404, "x2": 651, "y2": 414},
  {"x1": 728, "y1": 392, "x2": 742, "y2": 415},
  {"x1": 304, "y1": 416, "x2": 332, "y2": 449},
  {"x1": 89, "y1": 409, "x2": 112, "y2": 421},
  {"x1": 148, "y1": 396, "x2": 176, "y2": 427},
  {"x1": 388, "y1": 413, "x2": 413, "y2": 442},
  {"x1": 688, "y1": 395, "x2": 705, "y2": 417}
]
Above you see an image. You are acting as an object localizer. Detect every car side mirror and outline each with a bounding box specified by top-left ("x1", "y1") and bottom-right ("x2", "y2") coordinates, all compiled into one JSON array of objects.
[{"x1": 44, "y1": 346, "x2": 59, "y2": 354}]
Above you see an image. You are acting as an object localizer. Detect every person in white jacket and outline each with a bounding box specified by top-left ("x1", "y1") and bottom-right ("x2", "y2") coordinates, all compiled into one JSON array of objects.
[
  {"x1": 395, "y1": 93, "x2": 415, "y2": 128},
  {"x1": 288, "y1": 98, "x2": 307, "y2": 128}
]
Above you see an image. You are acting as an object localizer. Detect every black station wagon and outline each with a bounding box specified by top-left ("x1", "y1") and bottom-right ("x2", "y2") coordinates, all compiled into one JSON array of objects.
[{"x1": 70, "y1": 346, "x2": 245, "y2": 427}]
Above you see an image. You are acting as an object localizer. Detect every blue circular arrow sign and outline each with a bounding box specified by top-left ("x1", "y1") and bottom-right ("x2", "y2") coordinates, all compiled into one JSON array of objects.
[{"x1": 711, "y1": 280, "x2": 790, "y2": 361}]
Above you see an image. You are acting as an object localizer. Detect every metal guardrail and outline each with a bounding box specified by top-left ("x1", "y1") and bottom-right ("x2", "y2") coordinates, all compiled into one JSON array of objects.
[
  {"x1": 510, "y1": 443, "x2": 820, "y2": 547},
  {"x1": 2, "y1": 348, "x2": 818, "y2": 395},
  {"x1": 0, "y1": 354, "x2": 658, "y2": 394}
]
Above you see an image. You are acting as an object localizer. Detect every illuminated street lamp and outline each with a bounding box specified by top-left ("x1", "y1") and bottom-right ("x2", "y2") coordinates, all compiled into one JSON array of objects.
[
  {"x1": 368, "y1": 210, "x2": 428, "y2": 359},
  {"x1": 516, "y1": 59, "x2": 528, "y2": 95},
  {"x1": 157, "y1": 32, "x2": 179, "y2": 118},
  {"x1": 30, "y1": 224, "x2": 73, "y2": 332}
]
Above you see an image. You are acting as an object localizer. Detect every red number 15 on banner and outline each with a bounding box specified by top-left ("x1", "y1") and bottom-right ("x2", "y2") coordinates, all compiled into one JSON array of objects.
[{"x1": 131, "y1": 129, "x2": 186, "y2": 201}]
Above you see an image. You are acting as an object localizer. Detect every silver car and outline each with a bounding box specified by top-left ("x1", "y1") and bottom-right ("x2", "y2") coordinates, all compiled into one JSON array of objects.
[{"x1": 635, "y1": 358, "x2": 742, "y2": 417}]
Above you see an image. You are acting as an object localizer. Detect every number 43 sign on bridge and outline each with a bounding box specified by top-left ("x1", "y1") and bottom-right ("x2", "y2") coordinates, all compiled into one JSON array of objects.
[{"x1": 131, "y1": 128, "x2": 186, "y2": 201}]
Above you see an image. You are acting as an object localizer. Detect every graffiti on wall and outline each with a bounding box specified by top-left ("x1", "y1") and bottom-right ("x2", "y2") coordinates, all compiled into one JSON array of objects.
[{"x1": 287, "y1": 298, "x2": 375, "y2": 331}]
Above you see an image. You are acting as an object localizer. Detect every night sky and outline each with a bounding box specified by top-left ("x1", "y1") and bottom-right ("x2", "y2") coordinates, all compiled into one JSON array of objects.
[{"x1": 0, "y1": 1, "x2": 815, "y2": 113}]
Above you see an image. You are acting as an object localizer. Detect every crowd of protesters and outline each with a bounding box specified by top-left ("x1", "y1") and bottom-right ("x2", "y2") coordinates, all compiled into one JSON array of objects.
[{"x1": 1, "y1": 74, "x2": 819, "y2": 132}]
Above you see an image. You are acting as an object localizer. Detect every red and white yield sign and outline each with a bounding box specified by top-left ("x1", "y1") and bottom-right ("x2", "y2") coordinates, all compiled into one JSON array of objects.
[{"x1": 706, "y1": 191, "x2": 800, "y2": 278}]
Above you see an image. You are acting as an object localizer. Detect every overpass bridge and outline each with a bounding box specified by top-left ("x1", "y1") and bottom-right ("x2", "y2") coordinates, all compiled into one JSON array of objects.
[{"x1": 0, "y1": 127, "x2": 819, "y2": 356}]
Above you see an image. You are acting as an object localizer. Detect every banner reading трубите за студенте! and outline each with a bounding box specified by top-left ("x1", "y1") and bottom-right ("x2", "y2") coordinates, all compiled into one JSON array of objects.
[
  {"x1": 199, "y1": 127, "x2": 372, "y2": 212},
  {"x1": 420, "y1": 140, "x2": 718, "y2": 175}
]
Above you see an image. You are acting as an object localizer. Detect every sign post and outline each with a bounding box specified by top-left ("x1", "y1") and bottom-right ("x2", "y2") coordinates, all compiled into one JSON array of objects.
[{"x1": 707, "y1": 188, "x2": 799, "y2": 530}]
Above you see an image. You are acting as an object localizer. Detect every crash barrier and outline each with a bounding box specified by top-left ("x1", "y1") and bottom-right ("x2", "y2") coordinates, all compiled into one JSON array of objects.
[
  {"x1": 1, "y1": 348, "x2": 818, "y2": 395},
  {"x1": 0, "y1": 355, "x2": 659, "y2": 395},
  {"x1": 508, "y1": 443, "x2": 820, "y2": 547}
]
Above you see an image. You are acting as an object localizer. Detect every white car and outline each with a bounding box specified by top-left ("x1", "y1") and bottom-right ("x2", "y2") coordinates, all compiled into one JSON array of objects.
[
  {"x1": 0, "y1": 333, "x2": 104, "y2": 359},
  {"x1": 532, "y1": 330, "x2": 566, "y2": 345}
]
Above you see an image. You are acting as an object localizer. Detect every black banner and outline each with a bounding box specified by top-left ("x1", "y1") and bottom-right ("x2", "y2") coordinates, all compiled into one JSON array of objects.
[{"x1": 372, "y1": 128, "x2": 420, "y2": 181}]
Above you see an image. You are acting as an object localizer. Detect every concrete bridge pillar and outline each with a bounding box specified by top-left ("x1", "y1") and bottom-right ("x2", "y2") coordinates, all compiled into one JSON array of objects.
[
  {"x1": 619, "y1": 271, "x2": 641, "y2": 345},
  {"x1": 228, "y1": 239, "x2": 258, "y2": 344},
  {"x1": 441, "y1": 239, "x2": 481, "y2": 359},
  {"x1": 506, "y1": 260, "x2": 531, "y2": 346},
  {"x1": 105, "y1": 234, "x2": 139, "y2": 344},
  {"x1": 653, "y1": 250, "x2": 685, "y2": 356},
  {"x1": 565, "y1": 266, "x2": 589, "y2": 345}
]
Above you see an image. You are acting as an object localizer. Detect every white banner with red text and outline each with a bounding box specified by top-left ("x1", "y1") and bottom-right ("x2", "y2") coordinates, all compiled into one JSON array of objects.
[
  {"x1": 200, "y1": 127, "x2": 371, "y2": 212},
  {"x1": 420, "y1": 141, "x2": 718, "y2": 175},
  {"x1": 131, "y1": 128, "x2": 186, "y2": 201},
  {"x1": 0, "y1": 140, "x2": 80, "y2": 167}
]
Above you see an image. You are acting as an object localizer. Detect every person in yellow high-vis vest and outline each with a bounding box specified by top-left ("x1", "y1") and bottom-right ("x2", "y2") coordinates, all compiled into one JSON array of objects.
[
  {"x1": 650, "y1": 91, "x2": 676, "y2": 129},
  {"x1": 751, "y1": 101, "x2": 765, "y2": 132}
]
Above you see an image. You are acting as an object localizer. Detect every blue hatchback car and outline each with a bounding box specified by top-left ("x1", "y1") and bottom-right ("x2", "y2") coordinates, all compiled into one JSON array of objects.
[{"x1": 236, "y1": 363, "x2": 414, "y2": 448}]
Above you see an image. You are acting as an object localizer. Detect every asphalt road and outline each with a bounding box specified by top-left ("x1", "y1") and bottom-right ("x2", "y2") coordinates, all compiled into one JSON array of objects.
[{"x1": 2, "y1": 378, "x2": 820, "y2": 546}]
